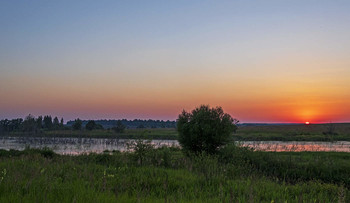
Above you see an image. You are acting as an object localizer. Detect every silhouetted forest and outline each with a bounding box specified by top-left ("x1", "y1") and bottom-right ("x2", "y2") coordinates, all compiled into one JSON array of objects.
[
  {"x1": 0, "y1": 115, "x2": 176, "y2": 134},
  {"x1": 66, "y1": 119, "x2": 176, "y2": 129},
  {"x1": 0, "y1": 115, "x2": 65, "y2": 133}
]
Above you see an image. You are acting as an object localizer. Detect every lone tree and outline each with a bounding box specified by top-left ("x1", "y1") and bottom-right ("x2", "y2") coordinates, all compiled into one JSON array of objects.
[{"x1": 177, "y1": 105, "x2": 238, "y2": 154}]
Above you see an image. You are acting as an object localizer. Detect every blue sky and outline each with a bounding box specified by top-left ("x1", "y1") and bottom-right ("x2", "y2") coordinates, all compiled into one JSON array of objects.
[{"x1": 1, "y1": 1, "x2": 350, "y2": 122}]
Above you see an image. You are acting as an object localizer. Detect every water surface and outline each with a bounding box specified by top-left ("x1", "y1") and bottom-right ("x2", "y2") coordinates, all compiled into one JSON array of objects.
[
  {"x1": 1, "y1": 137, "x2": 350, "y2": 155},
  {"x1": 0, "y1": 137, "x2": 177, "y2": 155}
]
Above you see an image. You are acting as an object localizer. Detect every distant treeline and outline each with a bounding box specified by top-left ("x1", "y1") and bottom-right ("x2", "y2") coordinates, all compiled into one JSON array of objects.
[
  {"x1": 0, "y1": 115, "x2": 177, "y2": 134},
  {"x1": 66, "y1": 119, "x2": 177, "y2": 129},
  {"x1": 0, "y1": 115, "x2": 64, "y2": 133}
]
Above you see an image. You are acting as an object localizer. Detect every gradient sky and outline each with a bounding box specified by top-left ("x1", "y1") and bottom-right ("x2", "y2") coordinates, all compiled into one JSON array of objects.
[{"x1": 1, "y1": 0, "x2": 350, "y2": 123}]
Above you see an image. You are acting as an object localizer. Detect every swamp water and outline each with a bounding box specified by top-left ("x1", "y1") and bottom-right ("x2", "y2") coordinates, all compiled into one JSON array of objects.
[{"x1": 1, "y1": 137, "x2": 350, "y2": 155}]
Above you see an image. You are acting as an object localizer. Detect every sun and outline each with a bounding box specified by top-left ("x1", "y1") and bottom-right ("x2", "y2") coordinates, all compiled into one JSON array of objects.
[{"x1": 305, "y1": 121, "x2": 310, "y2": 125}]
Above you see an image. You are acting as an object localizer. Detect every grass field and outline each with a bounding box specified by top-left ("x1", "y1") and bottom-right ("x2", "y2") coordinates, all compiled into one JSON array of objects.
[
  {"x1": 0, "y1": 144, "x2": 349, "y2": 202},
  {"x1": 2, "y1": 123, "x2": 350, "y2": 141},
  {"x1": 235, "y1": 123, "x2": 350, "y2": 141},
  {"x1": 3, "y1": 128, "x2": 179, "y2": 140}
]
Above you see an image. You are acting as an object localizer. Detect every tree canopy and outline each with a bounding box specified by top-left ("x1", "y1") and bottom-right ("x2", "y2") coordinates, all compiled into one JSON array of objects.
[
  {"x1": 72, "y1": 119, "x2": 82, "y2": 131},
  {"x1": 177, "y1": 105, "x2": 238, "y2": 154}
]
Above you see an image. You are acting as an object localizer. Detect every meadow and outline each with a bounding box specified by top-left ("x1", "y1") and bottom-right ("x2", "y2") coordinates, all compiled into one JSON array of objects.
[
  {"x1": 235, "y1": 123, "x2": 350, "y2": 141},
  {"x1": 3, "y1": 123, "x2": 350, "y2": 141},
  {"x1": 3, "y1": 128, "x2": 179, "y2": 140},
  {"x1": 0, "y1": 143, "x2": 349, "y2": 202},
  {"x1": 1, "y1": 123, "x2": 349, "y2": 202}
]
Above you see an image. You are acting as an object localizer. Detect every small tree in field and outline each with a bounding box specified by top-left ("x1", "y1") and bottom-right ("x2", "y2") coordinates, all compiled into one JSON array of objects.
[{"x1": 177, "y1": 105, "x2": 238, "y2": 154}]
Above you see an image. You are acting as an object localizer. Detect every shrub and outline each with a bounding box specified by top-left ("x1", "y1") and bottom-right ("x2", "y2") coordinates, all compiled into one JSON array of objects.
[
  {"x1": 177, "y1": 105, "x2": 238, "y2": 154},
  {"x1": 39, "y1": 147, "x2": 55, "y2": 158},
  {"x1": 127, "y1": 139, "x2": 154, "y2": 166}
]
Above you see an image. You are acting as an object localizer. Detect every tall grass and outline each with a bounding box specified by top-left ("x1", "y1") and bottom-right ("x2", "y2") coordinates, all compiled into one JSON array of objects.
[
  {"x1": 0, "y1": 144, "x2": 349, "y2": 202},
  {"x1": 236, "y1": 123, "x2": 350, "y2": 141}
]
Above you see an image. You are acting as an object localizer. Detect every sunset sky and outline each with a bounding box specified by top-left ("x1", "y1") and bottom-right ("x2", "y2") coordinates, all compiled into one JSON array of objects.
[{"x1": 1, "y1": 1, "x2": 350, "y2": 123}]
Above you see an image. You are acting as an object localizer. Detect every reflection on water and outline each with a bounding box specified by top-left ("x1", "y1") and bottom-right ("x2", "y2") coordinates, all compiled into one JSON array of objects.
[
  {"x1": 241, "y1": 141, "x2": 350, "y2": 152},
  {"x1": 0, "y1": 137, "x2": 178, "y2": 155},
  {"x1": 1, "y1": 137, "x2": 350, "y2": 155}
]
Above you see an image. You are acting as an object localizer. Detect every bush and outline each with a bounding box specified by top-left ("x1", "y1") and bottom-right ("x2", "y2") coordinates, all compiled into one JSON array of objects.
[
  {"x1": 127, "y1": 139, "x2": 154, "y2": 166},
  {"x1": 39, "y1": 147, "x2": 55, "y2": 158},
  {"x1": 177, "y1": 105, "x2": 238, "y2": 154}
]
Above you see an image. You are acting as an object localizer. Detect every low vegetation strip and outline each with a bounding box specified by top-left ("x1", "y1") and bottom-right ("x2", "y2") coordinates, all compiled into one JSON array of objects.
[
  {"x1": 1, "y1": 129, "x2": 179, "y2": 140},
  {"x1": 235, "y1": 123, "x2": 350, "y2": 141},
  {"x1": 0, "y1": 144, "x2": 349, "y2": 202},
  {"x1": 2, "y1": 123, "x2": 350, "y2": 141}
]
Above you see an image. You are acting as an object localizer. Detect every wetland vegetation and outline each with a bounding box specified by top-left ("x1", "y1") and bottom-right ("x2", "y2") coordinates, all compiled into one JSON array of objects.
[
  {"x1": 2, "y1": 117, "x2": 350, "y2": 142},
  {"x1": 1, "y1": 110, "x2": 349, "y2": 202},
  {"x1": 2, "y1": 114, "x2": 349, "y2": 141},
  {"x1": 0, "y1": 144, "x2": 349, "y2": 202}
]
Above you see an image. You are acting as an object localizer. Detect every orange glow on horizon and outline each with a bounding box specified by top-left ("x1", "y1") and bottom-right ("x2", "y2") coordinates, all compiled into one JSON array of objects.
[
  {"x1": 1, "y1": 60, "x2": 350, "y2": 122},
  {"x1": 1, "y1": 2, "x2": 350, "y2": 122}
]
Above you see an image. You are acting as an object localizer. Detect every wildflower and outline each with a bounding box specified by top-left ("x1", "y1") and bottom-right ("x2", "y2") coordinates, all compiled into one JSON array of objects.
[{"x1": 0, "y1": 169, "x2": 7, "y2": 183}]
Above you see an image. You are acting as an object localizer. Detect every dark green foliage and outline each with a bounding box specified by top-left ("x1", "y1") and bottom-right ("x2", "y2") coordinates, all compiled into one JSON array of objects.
[
  {"x1": 0, "y1": 147, "x2": 349, "y2": 202},
  {"x1": 66, "y1": 119, "x2": 177, "y2": 129},
  {"x1": 43, "y1": 115, "x2": 53, "y2": 130},
  {"x1": 0, "y1": 118, "x2": 23, "y2": 133},
  {"x1": 22, "y1": 114, "x2": 38, "y2": 133},
  {"x1": 0, "y1": 115, "x2": 64, "y2": 134},
  {"x1": 53, "y1": 117, "x2": 60, "y2": 130},
  {"x1": 177, "y1": 105, "x2": 238, "y2": 154},
  {"x1": 95, "y1": 124, "x2": 104, "y2": 130},
  {"x1": 72, "y1": 118, "x2": 82, "y2": 130},
  {"x1": 0, "y1": 147, "x2": 55, "y2": 158},
  {"x1": 2, "y1": 117, "x2": 350, "y2": 142},
  {"x1": 94, "y1": 153, "x2": 112, "y2": 164},
  {"x1": 235, "y1": 123, "x2": 350, "y2": 141},
  {"x1": 60, "y1": 118, "x2": 64, "y2": 128},
  {"x1": 85, "y1": 120, "x2": 96, "y2": 131},
  {"x1": 127, "y1": 139, "x2": 154, "y2": 166},
  {"x1": 137, "y1": 124, "x2": 145, "y2": 129},
  {"x1": 39, "y1": 147, "x2": 55, "y2": 158},
  {"x1": 113, "y1": 120, "x2": 126, "y2": 133},
  {"x1": 84, "y1": 120, "x2": 104, "y2": 131},
  {"x1": 323, "y1": 123, "x2": 338, "y2": 136},
  {"x1": 218, "y1": 144, "x2": 350, "y2": 187},
  {"x1": 36, "y1": 116, "x2": 43, "y2": 129}
]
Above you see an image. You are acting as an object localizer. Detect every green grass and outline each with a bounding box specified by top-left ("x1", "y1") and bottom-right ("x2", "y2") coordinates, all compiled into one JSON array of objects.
[
  {"x1": 3, "y1": 123, "x2": 350, "y2": 141},
  {"x1": 221, "y1": 145, "x2": 350, "y2": 187},
  {"x1": 4, "y1": 128, "x2": 179, "y2": 140},
  {"x1": 235, "y1": 123, "x2": 350, "y2": 141},
  {"x1": 0, "y1": 145, "x2": 349, "y2": 202}
]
